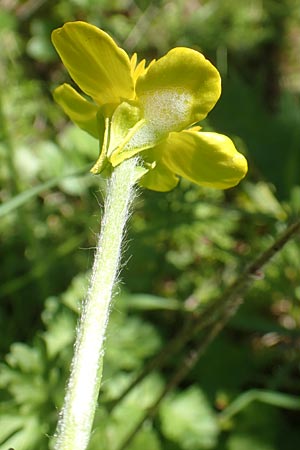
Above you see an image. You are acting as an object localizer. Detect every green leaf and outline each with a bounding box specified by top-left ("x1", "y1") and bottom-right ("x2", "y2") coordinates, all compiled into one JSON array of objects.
[
  {"x1": 0, "y1": 166, "x2": 89, "y2": 217},
  {"x1": 123, "y1": 293, "x2": 182, "y2": 311},
  {"x1": 42, "y1": 307, "x2": 76, "y2": 359},
  {"x1": 128, "y1": 426, "x2": 162, "y2": 450},
  {"x1": 242, "y1": 181, "x2": 287, "y2": 219},
  {"x1": 90, "y1": 375, "x2": 164, "y2": 450},
  {"x1": 105, "y1": 314, "x2": 161, "y2": 371},
  {"x1": 0, "y1": 415, "x2": 24, "y2": 443},
  {"x1": 160, "y1": 386, "x2": 219, "y2": 449},
  {"x1": 219, "y1": 389, "x2": 300, "y2": 425},
  {"x1": 5, "y1": 343, "x2": 41, "y2": 373},
  {"x1": 0, "y1": 415, "x2": 47, "y2": 450},
  {"x1": 227, "y1": 434, "x2": 276, "y2": 450},
  {"x1": 226, "y1": 403, "x2": 279, "y2": 450}
]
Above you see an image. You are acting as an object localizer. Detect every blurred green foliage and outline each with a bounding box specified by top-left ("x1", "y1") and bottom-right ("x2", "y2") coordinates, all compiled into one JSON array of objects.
[{"x1": 1, "y1": 0, "x2": 300, "y2": 449}]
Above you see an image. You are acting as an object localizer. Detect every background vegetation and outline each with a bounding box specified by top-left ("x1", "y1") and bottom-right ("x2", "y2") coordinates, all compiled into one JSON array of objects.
[{"x1": 1, "y1": 0, "x2": 300, "y2": 449}]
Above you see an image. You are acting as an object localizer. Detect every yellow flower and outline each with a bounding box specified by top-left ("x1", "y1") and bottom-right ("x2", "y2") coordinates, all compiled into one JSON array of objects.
[{"x1": 52, "y1": 21, "x2": 247, "y2": 191}]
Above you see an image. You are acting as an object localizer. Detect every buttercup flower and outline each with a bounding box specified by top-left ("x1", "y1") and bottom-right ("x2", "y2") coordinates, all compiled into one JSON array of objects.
[{"x1": 52, "y1": 21, "x2": 247, "y2": 191}]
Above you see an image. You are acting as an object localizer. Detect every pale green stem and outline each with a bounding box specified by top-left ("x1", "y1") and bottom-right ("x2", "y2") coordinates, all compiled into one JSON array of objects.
[{"x1": 54, "y1": 157, "x2": 138, "y2": 450}]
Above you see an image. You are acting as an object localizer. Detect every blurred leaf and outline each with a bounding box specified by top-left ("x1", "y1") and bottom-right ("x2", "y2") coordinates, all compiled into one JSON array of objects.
[
  {"x1": 227, "y1": 433, "x2": 276, "y2": 450},
  {"x1": 126, "y1": 426, "x2": 162, "y2": 450},
  {"x1": 5, "y1": 343, "x2": 41, "y2": 373},
  {"x1": 0, "y1": 415, "x2": 45, "y2": 450},
  {"x1": 242, "y1": 181, "x2": 287, "y2": 219},
  {"x1": 105, "y1": 314, "x2": 161, "y2": 371},
  {"x1": 122, "y1": 292, "x2": 182, "y2": 311},
  {"x1": 26, "y1": 18, "x2": 57, "y2": 62},
  {"x1": 225, "y1": 403, "x2": 280, "y2": 450},
  {"x1": 90, "y1": 374, "x2": 164, "y2": 450},
  {"x1": 42, "y1": 298, "x2": 76, "y2": 359},
  {"x1": 160, "y1": 386, "x2": 219, "y2": 449},
  {"x1": 219, "y1": 389, "x2": 300, "y2": 425},
  {"x1": 0, "y1": 415, "x2": 24, "y2": 443},
  {"x1": 0, "y1": 166, "x2": 89, "y2": 217}
]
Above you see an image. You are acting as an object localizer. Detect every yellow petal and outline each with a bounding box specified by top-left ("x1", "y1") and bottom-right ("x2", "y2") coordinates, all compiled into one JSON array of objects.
[
  {"x1": 130, "y1": 53, "x2": 137, "y2": 74},
  {"x1": 136, "y1": 48, "x2": 221, "y2": 132},
  {"x1": 132, "y1": 59, "x2": 147, "y2": 82},
  {"x1": 161, "y1": 131, "x2": 248, "y2": 189},
  {"x1": 51, "y1": 21, "x2": 134, "y2": 107},
  {"x1": 53, "y1": 83, "x2": 100, "y2": 138},
  {"x1": 139, "y1": 160, "x2": 179, "y2": 192},
  {"x1": 130, "y1": 54, "x2": 149, "y2": 88}
]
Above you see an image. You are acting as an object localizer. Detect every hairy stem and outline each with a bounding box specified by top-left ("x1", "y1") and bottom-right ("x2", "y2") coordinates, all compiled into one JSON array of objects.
[{"x1": 54, "y1": 157, "x2": 137, "y2": 450}]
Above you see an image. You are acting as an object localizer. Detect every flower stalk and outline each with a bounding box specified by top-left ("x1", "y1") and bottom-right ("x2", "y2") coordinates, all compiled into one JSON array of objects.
[
  {"x1": 54, "y1": 157, "x2": 138, "y2": 450},
  {"x1": 51, "y1": 20, "x2": 249, "y2": 450}
]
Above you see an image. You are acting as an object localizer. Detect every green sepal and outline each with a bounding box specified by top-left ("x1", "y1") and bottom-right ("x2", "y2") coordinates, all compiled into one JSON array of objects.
[
  {"x1": 133, "y1": 164, "x2": 152, "y2": 183},
  {"x1": 107, "y1": 101, "x2": 141, "y2": 158},
  {"x1": 90, "y1": 112, "x2": 109, "y2": 174},
  {"x1": 110, "y1": 120, "x2": 167, "y2": 167},
  {"x1": 108, "y1": 100, "x2": 166, "y2": 168}
]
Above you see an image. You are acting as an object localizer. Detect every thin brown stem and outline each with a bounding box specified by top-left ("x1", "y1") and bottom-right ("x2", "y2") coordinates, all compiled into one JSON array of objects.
[
  {"x1": 112, "y1": 218, "x2": 300, "y2": 413},
  {"x1": 106, "y1": 316, "x2": 194, "y2": 411},
  {"x1": 116, "y1": 218, "x2": 300, "y2": 450}
]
